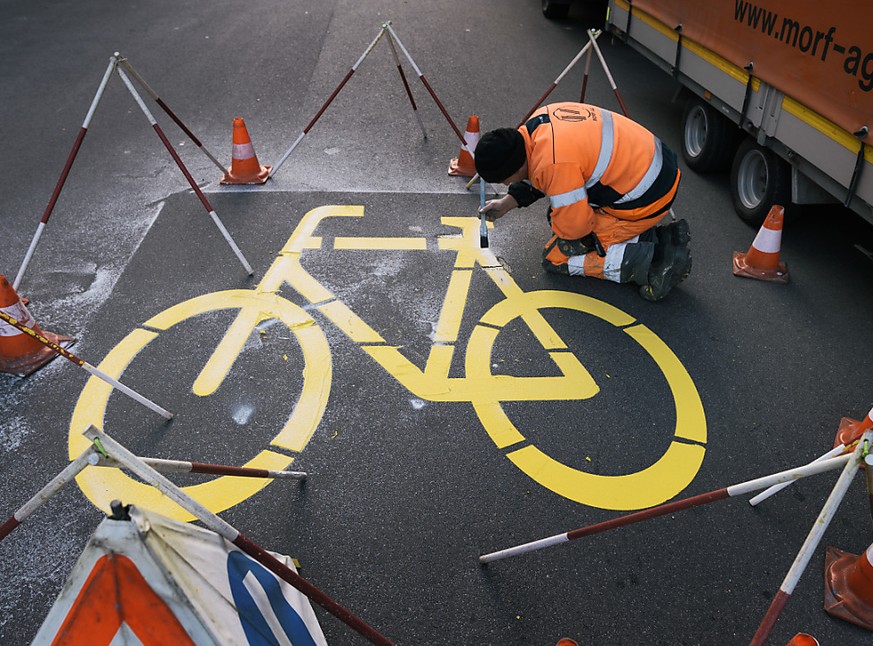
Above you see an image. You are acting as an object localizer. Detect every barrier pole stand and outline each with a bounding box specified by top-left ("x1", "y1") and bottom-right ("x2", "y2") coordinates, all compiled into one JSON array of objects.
[
  {"x1": 588, "y1": 29, "x2": 630, "y2": 117},
  {"x1": 384, "y1": 23, "x2": 468, "y2": 150},
  {"x1": 270, "y1": 25, "x2": 388, "y2": 178},
  {"x1": 519, "y1": 31, "x2": 600, "y2": 125},
  {"x1": 749, "y1": 429, "x2": 873, "y2": 646},
  {"x1": 464, "y1": 31, "x2": 602, "y2": 191},
  {"x1": 114, "y1": 59, "x2": 253, "y2": 276},
  {"x1": 478, "y1": 453, "x2": 853, "y2": 564},
  {"x1": 14, "y1": 57, "x2": 118, "y2": 291},
  {"x1": 0, "y1": 310, "x2": 173, "y2": 419},
  {"x1": 0, "y1": 445, "x2": 97, "y2": 542},
  {"x1": 580, "y1": 42, "x2": 594, "y2": 102},
  {"x1": 748, "y1": 443, "x2": 849, "y2": 506},
  {"x1": 118, "y1": 57, "x2": 227, "y2": 174},
  {"x1": 84, "y1": 426, "x2": 394, "y2": 646},
  {"x1": 383, "y1": 21, "x2": 428, "y2": 140},
  {"x1": 93, "y1": 454, "x2": 307, "y2": 480}
]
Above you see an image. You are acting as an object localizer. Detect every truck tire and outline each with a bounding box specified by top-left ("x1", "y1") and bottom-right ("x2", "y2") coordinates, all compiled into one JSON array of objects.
[
  {"x1": 681, "y1": 97, "x2": 738, "y2": 173},
  {"x1": 542, "y1": 0, "x2": 571, "y2": 19},
  {"x1": 730, "y1": 138, "x2": 790, "y2": 227}
]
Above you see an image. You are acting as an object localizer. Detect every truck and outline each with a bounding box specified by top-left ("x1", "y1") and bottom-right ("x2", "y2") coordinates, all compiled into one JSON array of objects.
[{"x1": 605, "y1": 0, "x2": 873, "y2": 226}]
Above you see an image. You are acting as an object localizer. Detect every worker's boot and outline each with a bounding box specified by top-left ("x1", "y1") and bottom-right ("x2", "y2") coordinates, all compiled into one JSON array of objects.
[
  {"x1": 639, "y1": 219, "x2": 692, "y2": 301},
  {"x1": 619, "y1": 241, "x2": 655, "y2": 285}
]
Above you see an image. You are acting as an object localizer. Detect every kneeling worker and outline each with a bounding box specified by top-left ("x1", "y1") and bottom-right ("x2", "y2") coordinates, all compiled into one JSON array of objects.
[{"x1": 475, "y1": 102, "x2": 691, "y2": 301}]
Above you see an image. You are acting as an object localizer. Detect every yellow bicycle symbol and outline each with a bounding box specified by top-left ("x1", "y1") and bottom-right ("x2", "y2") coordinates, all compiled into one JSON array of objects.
[{"x1": 70, "y1": 205, "x2": 706, "y2": 519}]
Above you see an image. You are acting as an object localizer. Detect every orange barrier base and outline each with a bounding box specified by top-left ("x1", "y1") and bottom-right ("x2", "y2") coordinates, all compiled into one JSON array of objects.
[
  {"x1": 732, "y1": 251, "x2": 790, "y2": 283},
  {"x1": 824, "y1": 545, "x2": 873, "y2": 631},
  {"x1": 0, "y1": 331, "x2": 74, "y2": 377},
  {"x1": 221, "y1": 164, "x2": 271, "y2": 185}
]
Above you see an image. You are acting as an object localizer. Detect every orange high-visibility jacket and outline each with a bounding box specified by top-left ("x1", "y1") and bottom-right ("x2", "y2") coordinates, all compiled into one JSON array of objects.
[{"x1": 519, "y1": 102, "x2": 678, "y2": 241}]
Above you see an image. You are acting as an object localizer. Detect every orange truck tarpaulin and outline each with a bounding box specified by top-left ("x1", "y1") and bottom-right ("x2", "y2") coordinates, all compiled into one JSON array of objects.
[{"x1": 632, "y1": 0, "x2": 873, "y2": 135}]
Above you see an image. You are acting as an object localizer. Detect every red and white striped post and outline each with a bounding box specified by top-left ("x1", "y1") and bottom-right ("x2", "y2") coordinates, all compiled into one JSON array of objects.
[
  {"x1": 270, "y1": 25, "x2": 388, "y2": 178},
  {"x1": 383, "y1": 23, "x2": 469, "y2": 150},
  {"x1": 465, "y1": 30, "x2": 603, "y2": 190},
  {"x1": 478, "y1": 452, "x2": 853, "y2": 564},
  {"x1": 383, "y1": 21, "x2": 428, "y2": 140},
  {"x1": 0, "y1": 310, "x2": 173, "y2": 419},
  {"x1": 114, "y1": 56, "x2": 253, "y2": 276},
  {"x1": 13, "y1": 57, "x2": 118, "y2": 291},
  {"x1": 0, "y1": 445, "x2": 97, "y2": 542},
  {"x1": 117, "y1": 57, "x2": 227, "y2": 174},
  {"x1": 587, "y1": 28, "x2": 631, "y2": 118},
  {"x1": 749, "y1": 429, "x2": 873, "y2": 645},
  {"x1": 83, "y1": 425, "x2": 394, "y2": 646},
  {"x1": 93, "y1": 454, "x2": 307, "y2": 480}
]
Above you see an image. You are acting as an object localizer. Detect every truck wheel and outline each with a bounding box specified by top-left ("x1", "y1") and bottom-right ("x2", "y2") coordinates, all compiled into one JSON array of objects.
[
  {"x1": 681, "y1": 97, "x2": 738, "y2": 173},
  {"x1": 542, "y1": 0, "x2": 571, "y2": 19},
  {"x1": 730, "y1": 138, "x2": 790, "y2": 227}
]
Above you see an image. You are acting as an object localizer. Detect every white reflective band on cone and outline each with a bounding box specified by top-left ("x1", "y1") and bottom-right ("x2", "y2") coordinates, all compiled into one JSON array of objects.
[
  {"x1": 752, "y1": 226, "x2": 783, "y2": 253},
  {"x1": 232, "y1": 143, "x2": 256, "y2": 159}
]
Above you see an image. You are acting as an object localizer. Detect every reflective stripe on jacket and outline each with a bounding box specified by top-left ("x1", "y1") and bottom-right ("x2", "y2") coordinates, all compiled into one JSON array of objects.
[{"x1": 519, "y1": 102, "x2": 678, "y2": 241}]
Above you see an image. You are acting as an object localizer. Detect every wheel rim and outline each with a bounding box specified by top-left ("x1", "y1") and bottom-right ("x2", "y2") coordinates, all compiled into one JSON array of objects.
[
  {"x1": 684, "y1": 105, "x2": 708, "y2": 158},
  {"x1": 737, "y1": 149, "x2": 768, "y2": 209}
]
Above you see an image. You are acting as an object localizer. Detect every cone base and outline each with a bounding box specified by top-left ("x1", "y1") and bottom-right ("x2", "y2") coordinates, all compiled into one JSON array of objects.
[
  {"x1": 824, "y1": 545, "x2": 873, "y2": 631},
  {"x1": 732, "y1": 251, "x2": 789, "y2": 283},
  {"x1": 0, "y1": 331, "x2": 74, "y2": 378},
  {"x1": 220, "y1": 165, "x2": 272, "y2": 185},
  {"x1": 448, "y1": 157, "x2": 476, "y2": 177},
  {"x1": 833, "y1": 416, "x2": 866, "y2": 449}
]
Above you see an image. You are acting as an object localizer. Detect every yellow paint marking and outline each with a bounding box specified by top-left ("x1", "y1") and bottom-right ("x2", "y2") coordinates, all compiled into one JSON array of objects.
[
  {"x1": 334, "y1": 237, "x2": 427, "y2": 250},
  {"x1": 506, "y1": 442, "x2": 706, "y2": 510},
  {"x1": 318, "y1": 300, "x2": 385, "y2": 344},
  {"x1": 623, "y1": 324, "x2": 706, "y2": 443},
  {"x1": 468, "y1": 288, "x2": 705, "y2": 510},
  {"x1": 70, "y1": 291, "x2": 331, "y2": 521},
  {"x1": 433, "y1": 270, "x2": 472, "y2": 343}
]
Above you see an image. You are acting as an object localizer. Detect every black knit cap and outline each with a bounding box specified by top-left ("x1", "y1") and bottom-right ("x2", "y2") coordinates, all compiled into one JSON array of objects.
[{"x1": 474, "y1": 128, "x2": 526, "y2": 183}]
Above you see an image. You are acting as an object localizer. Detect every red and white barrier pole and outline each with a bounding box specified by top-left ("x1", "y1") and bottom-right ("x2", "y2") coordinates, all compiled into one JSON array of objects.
[
  {"x1": 117, "y1": 57, "x2": 227, "y2": 174},
  {"x1": 749, "y1": 444, "x2": 849, "y2": 506},
  {"x1": 384, "y1": 24, "x2": 469, "y2": 149},
  {"x1": 0, "y1": 445, "x2": 97, "y2": 542},
  {"x1": 84, "y1": 426, "x2": 394, "y2": 646},
  {"x1": 114, "y1": 59, "x2": 253, "y2": 276},
  {"x1": 383, "y1": 22, "x2": 428, "y2": 140},
  {"x1": 270, "y1": 25, "x2": 388, "y2": 178},
  {"x1": 13, "y1": 57, "x2": 118, "y2": 291},
  {"x1": 0, "y1": 310, "x2": 173, "y2": 419},
  {"x1": 749, "y1": 430, "x2": 873, "y2": 645},
  {"x1": 93, "y1": 454, "x2": 307, "y2": 480},
  {"x1": 478, "y1": 452, "x2": 853, "y2": 564},
  {"x1": 465, "y1": 31, "x2": 603, "y2": 190},
  {"x1": 579, "y1": 42, "x2": 594, "y2": 103},
  {"x1": 587, "y1": 28, "x2": 630, "y2": 117}
]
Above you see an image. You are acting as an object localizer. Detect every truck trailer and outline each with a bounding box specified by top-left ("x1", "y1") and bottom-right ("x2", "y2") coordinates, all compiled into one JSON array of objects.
[{"x1": 606, "y1": 0, "x2": 873, "y2": 226}]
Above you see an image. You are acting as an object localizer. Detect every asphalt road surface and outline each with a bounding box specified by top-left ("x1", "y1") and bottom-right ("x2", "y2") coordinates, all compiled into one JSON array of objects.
[{"x1": 2, "y1": 1, "x2": 873, "y2": 645}]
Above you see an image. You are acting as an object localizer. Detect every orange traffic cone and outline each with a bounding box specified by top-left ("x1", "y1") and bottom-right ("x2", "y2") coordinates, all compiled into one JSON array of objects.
[
  {"x1": 786, "y1": 634, "x2": 819, "y2": 646},
  {"x1": 833, "y1": 406, "x2": 873, "y2": 448},
  {"x1": 824, "y1": 542, "x2": 873, "y2": 630},
  {"x1": 220, "y1": 117, "x2": 271, "y2": 185},
  {"x1": 732, "y1": 205, "x2": 790, "y2": 283},
  {"x1": 448, "y1": 115, "x2": 480, "y2": 177},
  {"x1": 555, "y1": 640, "x2": 579, "y2": 646},
  {"x1": 0, "y1": 275, "x2": 73, "y2": 377}
]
